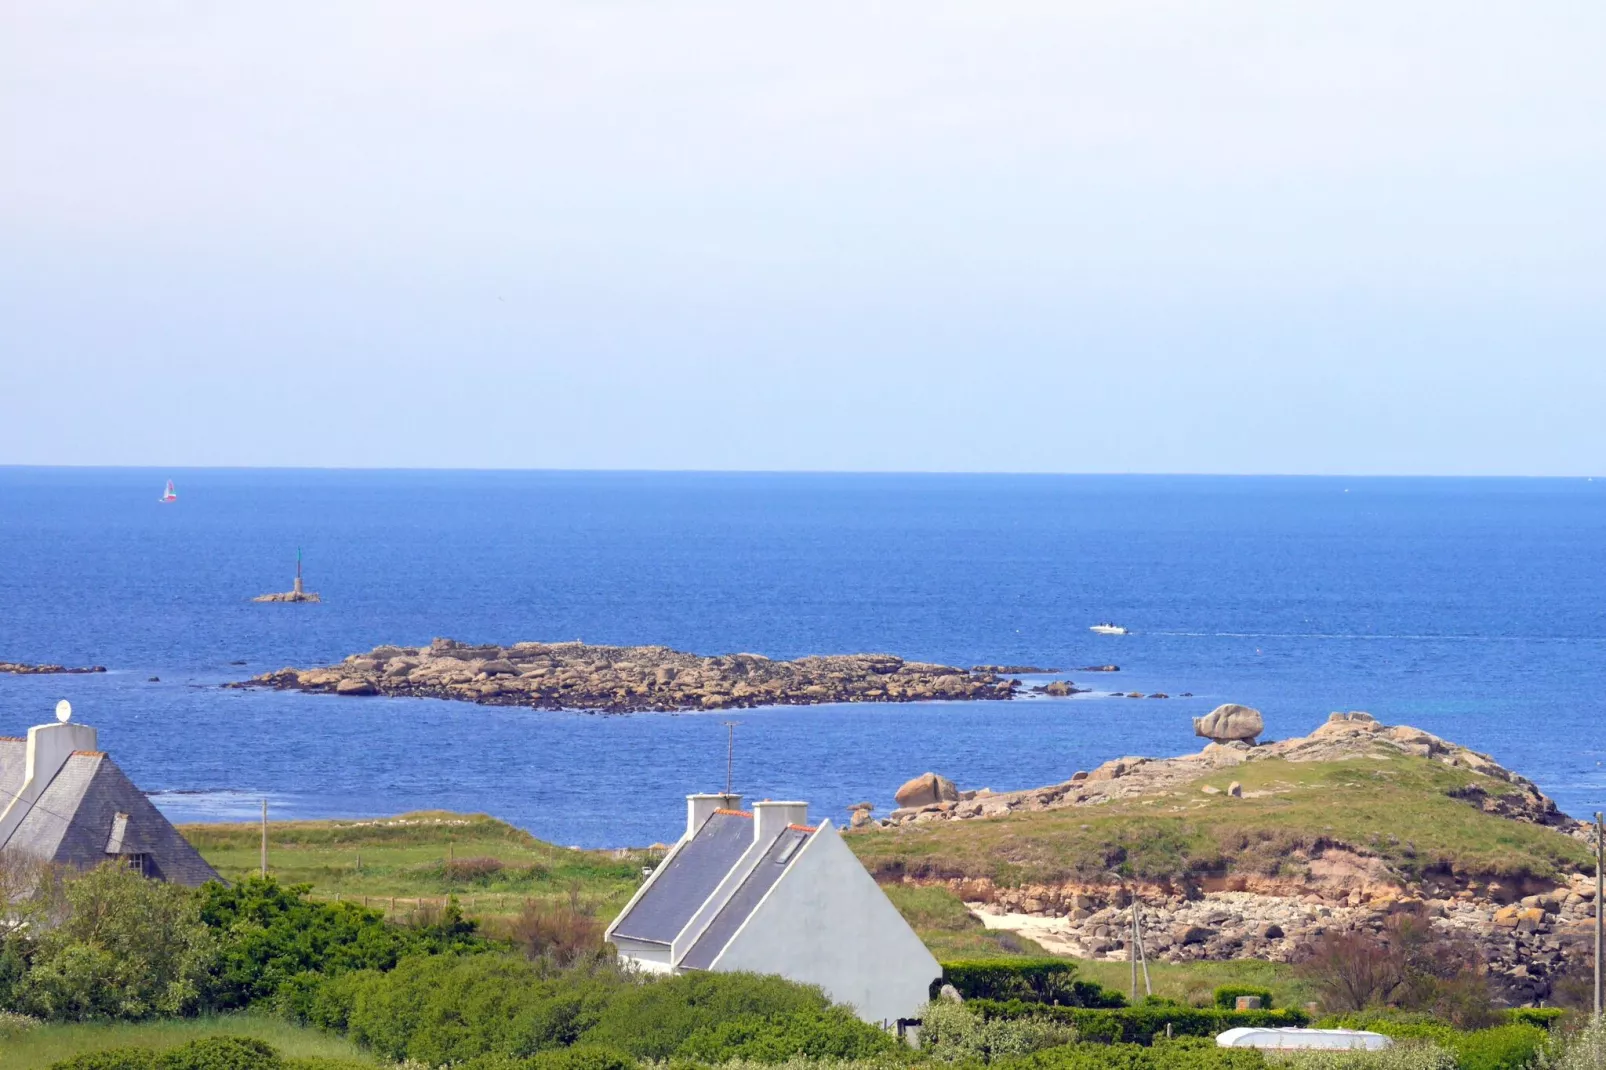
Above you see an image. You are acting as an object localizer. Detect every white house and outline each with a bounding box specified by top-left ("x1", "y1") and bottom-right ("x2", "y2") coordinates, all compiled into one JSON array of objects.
[{"x1": 606, "y1": 793, "x2": 940, "y2": 1025}]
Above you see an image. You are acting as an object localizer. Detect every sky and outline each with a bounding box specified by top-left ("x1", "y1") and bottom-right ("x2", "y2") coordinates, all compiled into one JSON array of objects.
[{"x1": 2, "y1": 3, "x2": 1603, "y2": 475}]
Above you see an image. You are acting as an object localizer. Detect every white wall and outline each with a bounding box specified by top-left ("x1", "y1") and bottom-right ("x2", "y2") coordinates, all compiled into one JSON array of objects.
[{"x1": 709, "y1": 821, "x2": 940, "y2": 1025}]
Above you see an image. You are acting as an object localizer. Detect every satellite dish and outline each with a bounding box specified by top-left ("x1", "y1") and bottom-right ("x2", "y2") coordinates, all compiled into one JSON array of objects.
[{"x1": 55, "y1": 699, "x2": 72, "y2": 724}]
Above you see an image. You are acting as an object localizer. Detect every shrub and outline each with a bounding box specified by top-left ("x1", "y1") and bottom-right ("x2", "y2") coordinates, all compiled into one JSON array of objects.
[
  {"x1": 996, "y1": 1036, "x2": 1268, "y2": 1070},
  {"x1": 675, "y1": 1008, "x2": 902, "y2": 1063},
  {"x1": 920, "y1": 999, "x2": 1077, "y2": 1063},
  {"x1": 582, "y1": 971, "x2": 834, "y2": 1061},
  {"x1": 1535, "y1": 1013, "x2": 1606, "y2": 1070},
  {"x1": 934, "y1": 959, "x2": 1123, "y2": 1007},
  {"x1": 508, "y1": 900, "x2": 606, "y2": 967},
  {"x1": 446, "y1": 857, "x2": 508, "y2": 883},
  {"x1": 0, "y1": 1008, "x2": 41, "y2": 1036},
  {"x1": 346, "y1": 952, "x2": 627, "y2": 1064},
  {"x1": 20, "y1": 864, "x2": 215, "y2": 1021},
  {"x1": 970, "y1": 1000, "x2": 1310, "y2": 1045},
  {"x1": 47, "y1": 1051, "x2": 159, "y2": 1070},
  {"x1": 158, "y1": 1037, "x2": 282, "y2": 1070},
  {"x1": 1508, "y1": 1007, "x2": 1566, "y2": 1030},
  {"x1": 1214, "y1": 986, "x2": 1274, "y2": 1010},
  {"x1": 1278, "y1": 1039, "x2": 1457, "y2": 1070},
  {"x1": 1448, "y1": 1024, "x2": 1548, "y2": 1070},
  {"x1": 200, "y1": 877, "x2": 487, "y2": 1009}
]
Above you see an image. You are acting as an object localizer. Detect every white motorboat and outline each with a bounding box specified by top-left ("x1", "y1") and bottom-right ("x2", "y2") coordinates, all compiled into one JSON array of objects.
[{"x1": 1090, "y1": 622, "x2": 1128, "y2": 635}]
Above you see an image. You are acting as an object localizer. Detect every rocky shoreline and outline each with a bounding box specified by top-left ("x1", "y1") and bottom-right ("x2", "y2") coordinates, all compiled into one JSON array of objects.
[
  {"x1": 0, "y1": 661, "x2": 107, "y2": 675},
  {"x1": 232, "y1": 638, "x2": 1024, "y2": 712},
  {"x1": 869, "y1": 711, "x2": 1591, "y2": 1003}
]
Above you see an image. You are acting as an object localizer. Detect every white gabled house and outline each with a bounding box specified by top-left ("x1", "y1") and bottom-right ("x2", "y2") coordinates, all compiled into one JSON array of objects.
[{"x1": 606, "y1": 793, "x2": 940, "y2": 1025}]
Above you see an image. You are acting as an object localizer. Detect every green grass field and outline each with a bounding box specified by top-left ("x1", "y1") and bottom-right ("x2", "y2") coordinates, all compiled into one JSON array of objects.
[
  {"x1": 849, "y1": 755, "x2": 1591, "y2": 887},
  {"x1": 0, "y1": 1014, "x2": 373, "y2": 1070},
  {"x1": 180, "y1": 811, "x2": 650, "y2": 924}
]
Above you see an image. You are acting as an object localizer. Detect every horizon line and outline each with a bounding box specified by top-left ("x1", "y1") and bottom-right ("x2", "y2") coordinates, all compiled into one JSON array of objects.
[{"x1": 1, "y1": 464, "x2": 1600, "y2": 480}]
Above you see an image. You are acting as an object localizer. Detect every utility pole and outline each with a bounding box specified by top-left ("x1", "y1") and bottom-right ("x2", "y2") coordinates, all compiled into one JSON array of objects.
[
  {"x1": 1133, "y1": 898, "x2": 1152, "y2": 997},
  {"x1": 1595, "y1": 812, "x2": 1603, "y2": 1019},
  {"x1": 260, "y1": 798, "x2": 268, "y2": 877},
  {"x1": 722, "y1": 721, "x2": 741, "y2": 796}
]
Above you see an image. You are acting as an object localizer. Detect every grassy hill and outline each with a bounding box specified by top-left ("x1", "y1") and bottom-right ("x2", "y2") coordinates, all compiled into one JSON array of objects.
[
  {"x1": 849, "y1": 754, "x2": 1592, "y2": 889},
  {"x1": 179, "y1": 811, "x2": 650, "y2": 923}
]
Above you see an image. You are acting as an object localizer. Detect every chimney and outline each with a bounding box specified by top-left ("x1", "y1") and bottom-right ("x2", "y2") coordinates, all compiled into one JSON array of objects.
[
  {"x1": 0, "y1": 710, "x2": 98, "y2": 847},
  {"x1": 685, "y1": 792, "x2": 742, "y2": 840},
  {"x1": 752, "y1": 800, "x2": 808, "y2": 845}
]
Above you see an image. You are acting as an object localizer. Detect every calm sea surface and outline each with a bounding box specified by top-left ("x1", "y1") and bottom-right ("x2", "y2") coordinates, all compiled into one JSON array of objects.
[{"x1": 1, "y1": 469, "x2": 1603, "y2": 847}]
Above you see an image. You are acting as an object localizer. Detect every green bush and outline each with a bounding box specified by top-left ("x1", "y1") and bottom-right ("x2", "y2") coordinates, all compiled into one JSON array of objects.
[
  {"x1": 582, "y1": 971, "x2": 837, "y2": 1061},
  {"x1": 934, "y1": 960, "x2": 1124, "y2": 1007},
  {"x1": 281, "y1": 1061, "x2": 375, "y2": 1070},
  {"x1": 1278, "y1": 1039, "x2": 1457, "y2": 1070},
  {"x1": 21, "y1": 864, "x2": 216, "y2": 1021},
  {"x1": 920, "y1": 999, "x2": 1077, "y2": 1063},
  {"x1": 1506, "y1": 1007, "x2": 1565, "y2": 1030},
  {"x1": 345, "y1": 952, "x2": 624, "y2": 1064},
  {"x1": 970, "y1": 999, "x2": 1310, "y2": 1045},
  {"x1": 1446, "y1": 1024, "x2": 1548, "y2": 1070},
  {"x1": 49, "y1": 1038, "x2": 285, "y2": 1070},
  {"x1": 995, "y1": 1036, "x2": 1268, "y2": 1070},
  {"x1": 1213, "y1": 986, "x2": 1274, "y2": 1010},
  {"x1": 47, "y1": 1051, "x2": 159, "y2": 1070},
  {"x1": 200, "y1": 877, "x2": 488, "y2": 1009},
  {"x1": 676, "y1": 1009, "x2": 901, "y2": 1063},
  {"x1": 157, "y1": 1037, "x2": 282, "y2": 1070}
]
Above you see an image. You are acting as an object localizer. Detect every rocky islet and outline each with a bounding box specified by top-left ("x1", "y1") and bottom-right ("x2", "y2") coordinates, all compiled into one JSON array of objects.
[{"x1": 235, "y1": 638, "x2": 1024, "y2": 712}]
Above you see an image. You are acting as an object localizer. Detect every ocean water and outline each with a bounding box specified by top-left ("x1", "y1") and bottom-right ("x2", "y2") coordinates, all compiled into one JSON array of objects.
[{"x1": 1, "y1": 468, "x2": 1603, "y2": 847}]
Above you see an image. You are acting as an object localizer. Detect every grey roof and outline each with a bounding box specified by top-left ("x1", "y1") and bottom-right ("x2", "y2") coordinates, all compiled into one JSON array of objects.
[
  {"x1": 0, "y1": 740, "x2": 220, "y2": 887},
  {"x1": 611, "y1": 809, "x2": 755, "y2": 944},
  {"x1": 681, "y1": 824, "x2": 812, "y2": 969}
]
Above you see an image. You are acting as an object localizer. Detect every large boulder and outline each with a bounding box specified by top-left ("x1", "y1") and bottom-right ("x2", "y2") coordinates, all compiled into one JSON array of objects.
[
  {"x1": 1193, "y1": 703, "x2": 1264, "y2": 744},
  {"x1": 895, "y1": 772, "x2": 960, "y2": 808}
]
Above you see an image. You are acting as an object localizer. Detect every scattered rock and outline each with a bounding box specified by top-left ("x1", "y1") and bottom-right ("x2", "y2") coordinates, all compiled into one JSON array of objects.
[
  {"x1": 147, "y1": 676, "x2": 160, "y2": 682},
  {"x1": 1201, "y1": 784, "x2": 1222, "y2": 795},
  {"x1": 896, "y1": 772, "x2": 961, "y2": 808},
  {"x1": 334, "y1": 678, "x2": 377, "y2": 696},
  {"x1": 1031, "y1": 680, "x2": 1086, "y2": 697},
  {"x1": 974, "y1": 665, "x2": 1060, "y2": 674},
  {"x1": 0, "y1": 662, "x2": 107, "y2": 675},
  {"x1": 1194, "y1": 703, "x2": 1264, "y2": 744},
  {"x1": 1075, "y1": 665, "x2": 1120, "y2": 672},
  {"x1": 1228, "y1": 781, "x2": 1243, "y2": 798}
]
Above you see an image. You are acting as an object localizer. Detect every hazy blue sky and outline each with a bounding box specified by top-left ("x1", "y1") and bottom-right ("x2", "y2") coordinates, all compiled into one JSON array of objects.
[{"x1": 3, "y1": 3, "x2": 1603, "y2": 474}]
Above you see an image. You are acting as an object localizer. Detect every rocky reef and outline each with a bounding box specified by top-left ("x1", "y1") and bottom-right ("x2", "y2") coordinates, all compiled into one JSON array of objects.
[
  {"x1": 0, "y1": 661, "x2": 106, "y2": 675},
  {"x1": 233, "y1": 638, "x2": 1020, "y2": 712}
]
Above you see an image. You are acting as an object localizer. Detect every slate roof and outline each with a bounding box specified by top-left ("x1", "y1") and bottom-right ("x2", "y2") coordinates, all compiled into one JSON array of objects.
[
  {"x1": 611, "y1": 809, "x2": 755, "y2": 944},
  {"x1": 0, "y1": 739, "x2": 220, "y2": 886},
  {"x1": 680, "y1": 824, "x2": 813, "y2": 969}
]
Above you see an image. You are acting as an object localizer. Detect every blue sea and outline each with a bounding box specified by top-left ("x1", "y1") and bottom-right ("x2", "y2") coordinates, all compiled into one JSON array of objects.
[{"x1": 1, "y1": 469, "x2": 1604, "y2": 847}]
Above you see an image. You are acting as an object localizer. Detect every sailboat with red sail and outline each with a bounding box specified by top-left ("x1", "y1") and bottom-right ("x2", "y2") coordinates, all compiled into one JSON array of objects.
[{"x1": 158, "y1": 479, "x2": 177, "y2": 503}]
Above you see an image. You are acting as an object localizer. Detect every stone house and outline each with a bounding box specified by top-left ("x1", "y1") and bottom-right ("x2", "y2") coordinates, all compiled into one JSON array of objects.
[
  {"x1": 0, "y1": 705, "x2": 219, "y2": 885},
  {"x1": 606, "y1": 793, "x2": 940, "y2": 1025}
]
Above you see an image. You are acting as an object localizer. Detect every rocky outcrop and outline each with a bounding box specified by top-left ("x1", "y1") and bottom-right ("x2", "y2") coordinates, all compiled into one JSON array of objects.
[
  {"x1": 973, "y1": 665, "x2": 1059, "y2": 674},
  {"x1": 232, "y1": 638, "x2": 1019, "y2": 713},
  {"x1": 1193, "y1": 703, "x2": 1264, "y2": 744},
  {"x1": 0, "y1": 662, "x2": 106, "y2": 675},
  {"x1": 253, "y1": 590, "x2": 321, "y2": 603}
]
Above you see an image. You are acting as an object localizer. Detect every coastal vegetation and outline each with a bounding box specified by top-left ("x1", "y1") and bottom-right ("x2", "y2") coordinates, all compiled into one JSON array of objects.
[{"x1": 852, "y1": 754, "x2": 1592, "y2": 887}]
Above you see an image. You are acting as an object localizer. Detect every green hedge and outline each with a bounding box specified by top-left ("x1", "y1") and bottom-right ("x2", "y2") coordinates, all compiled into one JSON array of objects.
[
  {"x1": 1504, "y1": 1007, "x2": 1564, "y2": 1030},
  {"x1": 50, "y1": 1037, "x2": 283, "y2": 1070},
  {"x1": 1211, "y1": 986, "x2": 1273, "y2": 1010},
  {"x1": 969, "y1": 1000, "x2": 1310, "y2": 1045},
  {"x1": 1319, "y1": 1016, "x2": 1548, "y2": 1070},
  {"x1": 996, "y1": 1036, "x2": 1269, "y2": 1070},
  {"x1": 933, "y1": 960, "x2": 1126, "y2": 1007}
]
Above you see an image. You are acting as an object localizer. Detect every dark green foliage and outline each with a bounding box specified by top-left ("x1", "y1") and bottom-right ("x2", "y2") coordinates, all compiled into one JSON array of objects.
[
  {"x1": 199, "y1": 877, "x2": 488, "y2": 1009},
  {"x1": 674, "y1": 1008, "x2": 901, "y2": 1062},
  {"x1": 0, "y1": 935, "x2": 28, "y2": 1009},
  {"x1": 582, "y1": 970, "x2": 837, "y2": 1061},
  {"x1": 934, "y1": 959, "x2": 1124, "y2": 1007},
  {"x1": 968, "y1": 999, "x2": 1310, "y2": 1044},
  {"x1": 343, "y1": 952, "x2": 625, "y2": 1064},
  {"x1": 46, "y1": 1050, "x2": 159, "y2": 1070},
  {"x1": 281, "y1": 1061, "x2": 374, "y2": 1070},
  {"x1": 49, "y1": 1038, "x2": 283, "y2": 1070},
  {"x1": 1212, "y1": 986, "x2": 1274, "y2": 1010},
  {"x1": 157, "y1": 1037, "x2": 282, "y2": 1070},
  {"x1": 996, "y1": 1036, "x2": 1268, "y2": 1070},
  {"x1": 456, "y1": 1049, "x2": 638, "y2": 1070}
]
